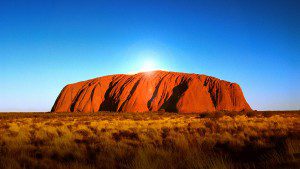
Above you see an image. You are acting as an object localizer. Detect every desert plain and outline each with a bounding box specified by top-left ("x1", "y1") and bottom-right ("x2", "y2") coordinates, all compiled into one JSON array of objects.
[{"x1": 0, "y1": 111, "x2": 299, "y2": 169}]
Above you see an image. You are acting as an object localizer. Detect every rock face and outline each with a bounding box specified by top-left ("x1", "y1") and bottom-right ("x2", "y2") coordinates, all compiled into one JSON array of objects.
[{"x1": 52, "y1": 71, "x2": 251, "y2": 113}]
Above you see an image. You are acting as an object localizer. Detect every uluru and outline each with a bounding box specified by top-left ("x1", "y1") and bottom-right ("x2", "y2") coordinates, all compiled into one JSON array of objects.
[{"x1": 51, "y1": 71, "x2": 251, "y2": 113}]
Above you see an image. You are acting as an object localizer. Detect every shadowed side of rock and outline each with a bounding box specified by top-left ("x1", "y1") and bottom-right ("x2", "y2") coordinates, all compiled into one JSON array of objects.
[{"x1": 51, "y1": 71, "x2": 252, "y2": 113}]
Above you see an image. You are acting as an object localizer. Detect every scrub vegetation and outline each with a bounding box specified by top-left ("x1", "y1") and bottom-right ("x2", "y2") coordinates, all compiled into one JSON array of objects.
[{"x1": 0, "y1": 111, "x2": 299, "y2": 169}]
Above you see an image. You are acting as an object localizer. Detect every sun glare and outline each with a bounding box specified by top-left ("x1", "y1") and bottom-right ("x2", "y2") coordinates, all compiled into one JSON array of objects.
[
  {"x1": 141, "y1": 60, "x2": 156, "y2": 72},
  {"x1": 126, "y1": 51, "x2": 169, "y2": 75},
  {"x1": 126, "y1": 59, "x2": 164, "y2": 75}
]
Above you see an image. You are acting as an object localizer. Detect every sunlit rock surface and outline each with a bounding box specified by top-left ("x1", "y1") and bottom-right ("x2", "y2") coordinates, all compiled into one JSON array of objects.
[{"x1": 52, "y1": 71, "x2": 251, "y2": 113}]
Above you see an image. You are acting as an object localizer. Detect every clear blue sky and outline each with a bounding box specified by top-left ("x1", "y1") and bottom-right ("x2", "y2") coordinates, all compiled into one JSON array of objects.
[{"x1": 1, "y1": 0, "x2": 299, "y2": 111}]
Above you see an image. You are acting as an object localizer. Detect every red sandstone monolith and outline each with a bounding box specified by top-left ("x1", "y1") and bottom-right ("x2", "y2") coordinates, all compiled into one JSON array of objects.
[{"x1": 51, "y1": 71, "x2": 251, "y2": 113}]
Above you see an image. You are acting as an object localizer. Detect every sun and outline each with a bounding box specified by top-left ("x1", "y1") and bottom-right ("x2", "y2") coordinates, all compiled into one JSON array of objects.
[
  {"x1": 141, "y1": 60, "x2": 156, "y2": 72},
  {"x1": 126, "y1": 56, "x2": 168, "y2": 75}
]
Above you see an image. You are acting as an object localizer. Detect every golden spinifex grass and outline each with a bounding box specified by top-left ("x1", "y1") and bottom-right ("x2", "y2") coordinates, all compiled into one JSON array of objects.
[{"x1": 0, "y1": 111, "x2": 299, "y2": 169}]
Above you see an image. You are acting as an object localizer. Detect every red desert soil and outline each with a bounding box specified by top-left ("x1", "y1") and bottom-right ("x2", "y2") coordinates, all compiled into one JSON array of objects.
[{"x1": 52, "y1": 70, "x2": 251, "y2": 113}]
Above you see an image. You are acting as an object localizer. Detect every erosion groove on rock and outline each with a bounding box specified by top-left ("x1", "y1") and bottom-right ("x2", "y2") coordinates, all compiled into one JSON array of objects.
[{"x1": 52, "y1": 71, "x2": 252, "y2": 113}]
